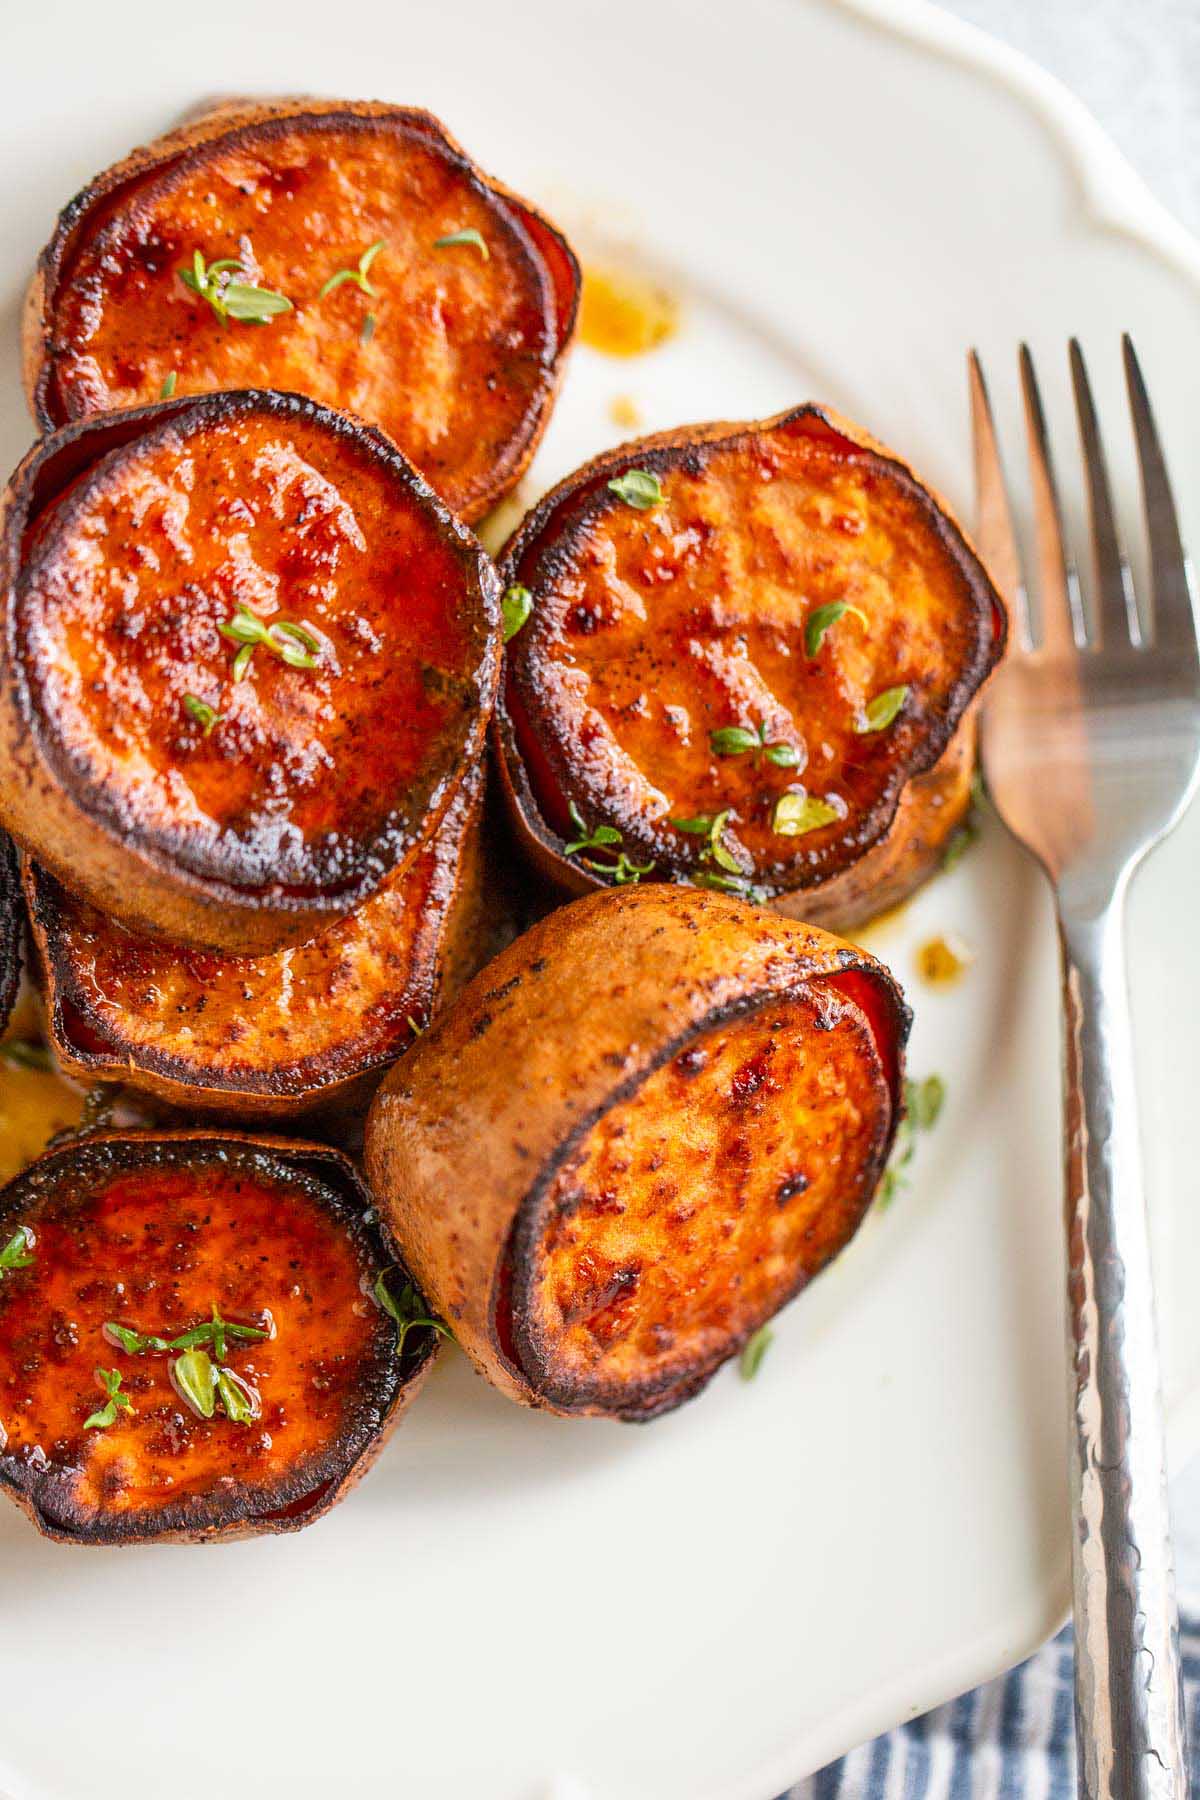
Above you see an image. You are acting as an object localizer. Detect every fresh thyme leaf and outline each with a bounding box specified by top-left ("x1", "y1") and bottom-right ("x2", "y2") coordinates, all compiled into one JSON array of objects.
[
  {"x1": 607, "y1": 469, "x2": 663, "y2": 510},
  {"x1": 0, "y1": 1040, "x2": 54, "y2": 1072},
  {"x1": 710, "y1": 726, "x2": 760, "y2": 757},
  {"x1": 691, "y1": 870, "x2": 768, "y2": 903},
  {"x1": 672, "y1": 810, "x2": 739, "y2": 872},
  {"x1": 319, "y1": 238, "x2": 385, "y2": 299},
  {"x1": 877, "y1": 1074, "x2": 946, "y2": 1210},
  {"x1": 433, "y1": 228, "x2": 489, "y2": 260},
  {"x1": 407, "y1": 1014, "x2": 426, "y2": 1037},
  {"x1": 103, "y1": 1321, "x2": 168, "y2": 1355},
  {"x1": 360, "y1": 311, "x2": 377, "y2": 345},
  {"x1": 563, "y1": 800, "x2": 622, "y2": 857},
  {"x1": 179, "y1": 250, "x2": 292, "y2": 325},
  {"x1": 215, "y1": 1366, "x2": 259, "y2": 1425},
  {"x1": 219, "y1": 604, "x2": 320, "y2": 675},
  {"x1": 502, "y1": 584, "x2": 533, "y2": 643},
  {"x1": 855, "y1": 685, "x2": 909, "y2": 735},
  {"x1": 739, "y1": 1325, "x2": 774, "y2": 1381},
  {"x1": 160, "y1": 371, "x2": 177, "y2": 399},
  {"x1": 373, "y1": 1268, "x2": 452, "y2": 1359},
  {"x1": 771, "y1": 793, "x2": 838, "y2": 837},
  {"x1": 805, "y1": 600, "x2": 867, "y2": 657},
  {"x1": 763, "y1": 741, "x2": 802, "y2": 768},
  {"x1": 107, "y1": 1308, "x2": 268, "y2": 1358},
  {"x1": 84, "y1": 1367, "x2": 134, "y2": 1431},
  {"x1": 183, "y1": 693, "x2": 221, "y2": 735},
  {"x1": 670, "y1": 814, "x2": 717, "y2": 835},
  {"x1": 581, "y1": 851, "x2": 656, "y2": 886},
  {"x1": 172, "y1": 1347, "x2": 217, "y2": 1419},
  {"x1": 0, "y1": 1225, "x2": 35, "y2": 1276}
]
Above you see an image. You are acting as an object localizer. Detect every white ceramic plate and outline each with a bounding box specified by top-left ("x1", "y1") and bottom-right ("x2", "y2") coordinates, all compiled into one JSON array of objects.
[{"x1": 3, "y1": 3, "x2": 1199, "y2": 1797}]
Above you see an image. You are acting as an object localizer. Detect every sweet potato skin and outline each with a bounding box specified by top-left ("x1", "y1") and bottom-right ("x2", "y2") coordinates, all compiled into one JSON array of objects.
[
  {"x1": 494, "y1": 405, "x2": 1004, "y2": 930},
  {"x1": 0, "y1": 392, "x2": 501, "y2": 954},
  {"x1": 25, "y1": 99, "x2": 580, "y2": 524},
  {"x1": 365, "y1": 885, "x2": 909, "y2": 1420},
  {"x1": 25, "y1": 763, "x2": 486, "y2": 1120},
  {"x1": 0, "y1": 832, "x2": 20, "y2": 1037},
  {"x1": 0, "y1": 1131, "x2": 436, "y2": 1545}
]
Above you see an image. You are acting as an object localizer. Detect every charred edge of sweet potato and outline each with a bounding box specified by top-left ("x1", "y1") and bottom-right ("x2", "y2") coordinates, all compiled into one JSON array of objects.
[
  {"x1": 0, "y1": 1130, "x2": 437, "y2": 1545},
  {"x1": 493, "y1": 959, "x2": 909, "y2": 1421},
  {"x1": 494, "y1": 404, "x2": 1006, "y2": 910},
  {"x1": 27, "y1": 100, "x2": 581, "y2": 516},
  {"x1": 0, "y1": 390, "x2": 501, "y2": 949},
  {"x1": 22, "y1": 762, "x2": 487, "y2": 1120},
  {"x1": 0, "y1": 832, "x2": 22, "y2": 1037}
]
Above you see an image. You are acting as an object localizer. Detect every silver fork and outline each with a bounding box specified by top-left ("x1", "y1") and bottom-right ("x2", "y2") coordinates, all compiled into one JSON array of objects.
[{"x1": 971, "y1": 338, "x2": 1199, "y2": 1800}]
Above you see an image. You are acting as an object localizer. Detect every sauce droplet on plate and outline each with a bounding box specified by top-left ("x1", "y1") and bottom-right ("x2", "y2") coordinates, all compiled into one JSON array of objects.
[
  {"x1": 916, "y1": 933, "x2": 973, "y2": 987},
  {"x1": 580, "y1": 264, "x2": 680, "y2": 357}
]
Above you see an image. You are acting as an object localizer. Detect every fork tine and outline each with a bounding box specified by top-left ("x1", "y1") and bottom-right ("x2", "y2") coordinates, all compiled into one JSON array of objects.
[
  {"x1": 1069, "y1": 340, "x2": 1140, "y2": 649},
  {"x1": 967, "y1": 350, "x2": 1030, "y2": 649},
  {"x1": 1019, "y1": 343, "x2": 1087, "y2": 653},
  {"x1": 1123, "y1": 334, "x2": 1199, "y2": 663}
]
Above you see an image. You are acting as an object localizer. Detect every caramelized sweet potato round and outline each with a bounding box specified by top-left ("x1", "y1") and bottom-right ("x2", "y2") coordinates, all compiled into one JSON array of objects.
[
  {"x1": 25, "y1": 765, "x2": 486, "y2": 1118},
  {"x1": 496, "y1": 406, "x2": 1005, "y2": 930},
  {"x1": 0, "y1": 1132, "x2": 436, "y2": 1543},
  {"x1": 366, "y1": 884, "x2": 908, "y2": 1421},
  {"x1": 0, "y1": 392, "x2": 500, "y2": 953},
  {"x1": 26, "y1": 100, "x2": 579, "y2": 523}
]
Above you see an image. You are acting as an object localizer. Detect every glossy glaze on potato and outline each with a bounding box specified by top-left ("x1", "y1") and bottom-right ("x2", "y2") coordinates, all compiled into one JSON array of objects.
[
  {"x1": 366, "y1": 884, "x2": 908, "y2": 1421},
  {"x1": 498, "y1": 406, "x2": 1004, "y2": 917},
  {"x1": 26, "y1": 766, "x2": 484, "y2": 1116},
  {"x1": 0, "y1": 393, "x2": 499, "y2": 951},
  {"x1": 514, "y1": 980, "x2": 889, "y2": 1416},
  {"x1": 0, "y1": 1134, "x2": 432, "y2": 1542},
  {"x1": 30, "y1": 103, "x2": 579, "y2": 522}
]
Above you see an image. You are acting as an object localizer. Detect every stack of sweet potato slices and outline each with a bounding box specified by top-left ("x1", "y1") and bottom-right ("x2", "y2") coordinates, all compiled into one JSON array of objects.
[{"x1": 0, "y1": 97, "x2": 1004, "y2": 1545}]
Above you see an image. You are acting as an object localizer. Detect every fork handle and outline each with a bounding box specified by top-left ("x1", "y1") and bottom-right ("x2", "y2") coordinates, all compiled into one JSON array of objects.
[{"x1": 1059, "y1": 889, "x2": 1188, "y2": 1798}]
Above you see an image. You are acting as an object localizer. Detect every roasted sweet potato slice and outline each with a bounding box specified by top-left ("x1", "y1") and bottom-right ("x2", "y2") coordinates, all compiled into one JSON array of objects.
[
  {"x1": 0, "y1": 1131, "x2": 437, "y2": 1543},
  {"x1": 495, "y1": 406, "x2": 1005, "y2": 930},
  {"x1": 25, "y1": 765, "x2": 486, "y2": 1119},
  {"x1": 366, "y1": 885, "x2": 908, "y2": 1421},
  {"x1": 0, "y1": 392, "x2": 500, "y2": 953},
  {"x1": 26, "y1": 100, "x2": 579, "y2": 523}
]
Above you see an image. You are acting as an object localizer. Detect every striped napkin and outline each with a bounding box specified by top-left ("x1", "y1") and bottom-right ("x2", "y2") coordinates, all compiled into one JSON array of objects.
[{"x1": 786, "y1": 1615, "x2": 1200, "y2": 1798}]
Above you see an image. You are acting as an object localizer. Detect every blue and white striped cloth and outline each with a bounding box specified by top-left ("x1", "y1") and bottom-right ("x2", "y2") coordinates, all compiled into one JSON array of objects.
[{"x1": 785, "y1": 1615, "x2": 1200, "y2": 1798}]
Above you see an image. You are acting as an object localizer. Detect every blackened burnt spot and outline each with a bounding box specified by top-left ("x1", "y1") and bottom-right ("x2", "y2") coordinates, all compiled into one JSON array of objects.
[
  {"x1": 675, "y1": 1046, "x2": 708, "y2": 1077},
  {"x1": 482, "y1": 973, "x2": 521, "y2": 1005},
  {"x1": 776, "y1": 1171, "x2": 810, "y2": 1206},
  {"x1": 469, "y1": 1011, "x2": 493, "y2": 1040}
]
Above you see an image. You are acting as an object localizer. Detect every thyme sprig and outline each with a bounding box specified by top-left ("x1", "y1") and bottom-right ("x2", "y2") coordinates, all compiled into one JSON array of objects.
[
  {"x1": 219, "y1": 603, "x2": 321, "y2": 680},
  {"x1": 319, "y1": 239, "x2": 385, "y2": 299},
  {"x1": 373, "y1": 1269, "x2": 452, "y2": 1360},
  {"x1": 84, "y1": 1367, "x2": 135, "y2": 1431},
  {"x1": 180, "y1": 250, "x2": 292, "y2": 325}
]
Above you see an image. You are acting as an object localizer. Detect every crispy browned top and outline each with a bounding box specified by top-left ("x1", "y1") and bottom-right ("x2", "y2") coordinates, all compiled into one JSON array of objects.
[
  {"x1": 16, "y1": 395, "x2": 494, "y2": 900},
  {"x1": 43, "y1": 111, "x2": 573, "y2": 520},
  {"x1": 30, "y1": 773, "x2": 474, "y2": 1097},
  {"x1": 0, "y1": 1139, "x2": 404, "y2": 1538},
  {"x1": 511, "y1": 977, "x2": 891, "y2": 1416},
  {"x1": 503, "y1": 411, "x2": 999, "y2": 895}
]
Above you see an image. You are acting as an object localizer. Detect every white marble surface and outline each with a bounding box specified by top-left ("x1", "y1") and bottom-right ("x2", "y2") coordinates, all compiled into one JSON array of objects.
[{"x1": 937, "y1": 0, "x2": 1200, "y2": 1601}]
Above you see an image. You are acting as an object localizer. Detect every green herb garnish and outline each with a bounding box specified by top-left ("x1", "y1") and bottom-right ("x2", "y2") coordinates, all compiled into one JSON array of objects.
[
  {"x1": 607, "y1": 469, "x2": 663, "y2": 510},
  {"x1": 172, "y1": 1347, "x2": 217, "y2": 1419},
  {"x1": 407, "y1": 1014, "x2": 426, "y2": 1038},
  {"x1": 805, "y1": 600, "x2": 867, "y2": 658},
  {"x1": 0, "y1": 1040, "x2": 54, "y2": 1072},
  {"x1": 179, "y1": 250, "x2": 292, "y2": 325},
  {"x1": 709, "y1": 721, "x2": 801, "y2": 769},
  {"x1": 433, "y1": 228, "x2": 489, "y2": 260},
  {"x1": 691, "y1": 870, "x2": 769, "y2": 903},
  {"x1": 160, "y1": 371, "x2": 178, "y2": 399},
  {"x1": 563, "y1": 800, "x2": 622, "y2": 858},
  {"x1": 942, "y1": 768, "x2": 989, "y2": 872},
  {"x1": 182, "y1": 693, "x2": 221, "y2": 736},
  {"x1": 855, "y1": 685, "x2": 909, "y2": 735},
  {"x1": 219, "y1": 603, "x2": 321, "y2": 679},
  {"x1": 771, "y1": 793, "x2": 838, "y2": 837},
  {"x1": 215, "y1": 1366, "x2": 259, "y2": 1426},
  {"x1": 739, "y1": 1325, "x2": 774, "y2": 1381},
  {"x1": 104, "y1": 1305, "x2": 268, "y2": 1358},
  {"x1": 0, "y1": 1225, "x2": 35, "y2": 1277},
  {"x1": 84, "y1": 1368, "x2": 135, "y2": 1430},
  {"x1": 581, "y1": 850, "x2": 656, "y2": 885},
  {"x1": 502, "y1": 584, "x2": 533, "y2": 643},
  {"x1": 671, "y1": 809, "x2": 741, "y2": 874},
  {"x1": 319, "y1": 239, "x2": 385, "y2": 299},
  {"x1": 373, "y1": 1269, "x2": 452, "y2": 1359},
  {"x1": 878, "y1": 1074, "x2": 946, "y2": 1210}
]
